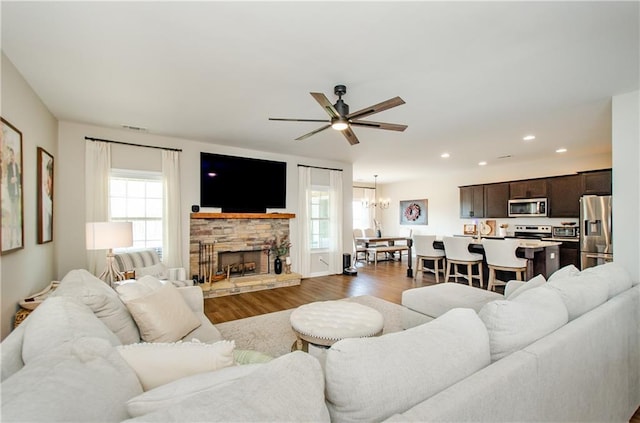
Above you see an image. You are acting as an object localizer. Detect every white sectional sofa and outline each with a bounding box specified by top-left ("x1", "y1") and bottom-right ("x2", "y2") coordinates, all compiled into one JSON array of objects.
[{"x1": 1, "y1": 263, "x2": 639, "y2": 422}]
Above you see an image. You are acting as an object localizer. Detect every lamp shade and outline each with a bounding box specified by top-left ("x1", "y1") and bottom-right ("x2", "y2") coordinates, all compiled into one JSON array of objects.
[{"x1": 86, "y1": 222, "x2": 133, "y2": 250}]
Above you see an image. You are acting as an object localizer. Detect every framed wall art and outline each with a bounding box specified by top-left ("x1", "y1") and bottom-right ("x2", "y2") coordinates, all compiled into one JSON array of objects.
[
  {"x1": 37, "y1": 147, "x2": 54, "y2": 244},
  {"x1": 1, "y1": 117, "x2": 24, "y2": 254},
  {"x1": 399, "y1": 199, "x2": 428, "y2": 225}
]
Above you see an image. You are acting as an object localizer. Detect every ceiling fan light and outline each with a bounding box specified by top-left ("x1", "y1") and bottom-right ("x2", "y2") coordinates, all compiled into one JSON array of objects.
[{"x1": 332, "y1": 118, "x2": 349, "y2": 131}]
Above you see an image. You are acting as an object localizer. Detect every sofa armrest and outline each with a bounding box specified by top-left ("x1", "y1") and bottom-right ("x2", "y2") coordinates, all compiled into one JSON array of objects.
[
  {"x1": 1, "y1": 321, "x2": 27, "y2": 381},
  {"x1": 177, "y1": 286, "x2": 204, "y2": 313}
]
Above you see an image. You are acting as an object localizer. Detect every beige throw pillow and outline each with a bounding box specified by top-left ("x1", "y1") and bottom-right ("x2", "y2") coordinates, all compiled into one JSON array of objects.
[
  {"x1": 118, "y1": 278, "x2": 201, "y2": 343},
  {"x1": 117, "y1": 340, "x2": 235, "y2": 391}
]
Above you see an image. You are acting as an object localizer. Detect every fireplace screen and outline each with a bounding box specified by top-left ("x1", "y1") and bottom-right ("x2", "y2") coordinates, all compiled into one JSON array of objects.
[{"x1": 218, "y1": 250, "x2": 265, "y2": 277}]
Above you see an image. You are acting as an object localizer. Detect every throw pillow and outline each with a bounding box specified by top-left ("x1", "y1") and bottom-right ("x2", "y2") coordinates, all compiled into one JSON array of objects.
[
  {"x1": 134, "y1": 262, "x2": 169, "y2": 280},
  {"x1": 547, "y1": 264, "x2": 580, "y2": 282},
  {"x1": 117, "y1": 277, "x2": 201, "y2": 343},
  {"x1": 547, "y1": 273, "x2": 609, "y2": 320},
  {"x1": 117, "y1": 339, "x2": 235, "y2": 391},
  {"x1": 116, "y1": 275, "x2": 165, "y2": 302},
  {"x1": 324, "y1": 308, "x2": 490, "y2": 423},
  {"x1": 52, "y1": 269, "x2": 140, "y2": 344},
  {"x1": 581, "y1": 262, "x2": 633, "y2": 297},
  {"x1": 479, "y1": 286, "x2": 568, "y2": 362},
  {"x1": 506, "y1": 274, "x2": 547, "y2": 300},
  {"x1": 126, "y1": 363, "x2": 262, "y2": 417}
]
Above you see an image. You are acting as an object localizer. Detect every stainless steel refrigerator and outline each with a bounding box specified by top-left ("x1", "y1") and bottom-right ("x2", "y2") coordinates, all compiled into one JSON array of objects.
[{"x1": 580, "y1": 195, "x2": 613, "y2": 270}]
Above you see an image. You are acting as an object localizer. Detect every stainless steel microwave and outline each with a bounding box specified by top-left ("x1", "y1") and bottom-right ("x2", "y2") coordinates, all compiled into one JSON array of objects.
[{"x1": 508, "y1": 198, "x2": 548, "y2": 217}]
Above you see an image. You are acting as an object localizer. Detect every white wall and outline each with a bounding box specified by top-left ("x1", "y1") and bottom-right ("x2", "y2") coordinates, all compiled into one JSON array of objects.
[
  {"x1": 612, "y1": 90, "x2": 639, "y2": 281},
  {"x1": 1, "y1": 54, "x2": 58, "y2": 339},
  {"x1": 377, "y1": 152, "x2": 612, "y2": 238},
  {"x1": 56, "y1": 121, "x2": 353, "y2": 279}
]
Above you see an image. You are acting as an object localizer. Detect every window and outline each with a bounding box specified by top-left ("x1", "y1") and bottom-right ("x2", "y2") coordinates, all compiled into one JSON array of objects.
[
  {"x1": 110, "y1": 170, "x2": 163, "y2": 256},
  {"x1": 352, "y1": 187, "x2": 374, "y2": 230},
  {"x1": 309, "y1": 186, "x2": 330, "y2": 250}
]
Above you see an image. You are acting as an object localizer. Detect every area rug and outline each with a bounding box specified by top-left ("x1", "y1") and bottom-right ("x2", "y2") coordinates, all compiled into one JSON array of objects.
[{"x1": 216, "y1": 295, "x2": 432, "y2": 357}]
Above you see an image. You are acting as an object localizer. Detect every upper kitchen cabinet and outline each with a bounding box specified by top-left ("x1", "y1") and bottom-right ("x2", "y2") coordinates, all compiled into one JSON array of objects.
[
  {"x1": 509, "y1": 179, "x2": 548, "y2": 199},
  {"x1": 460, "y1": 185, "x2": 485, "y2": 218},
  {"x1": 484, "y1": 182, "x2": 509, "y2": 218},
  {"x1": 580, "y1": 169, "x2": 612, "y2": 195},
  {"x1": 548, "y1": 174, "x2": 581, "y2": 217}
]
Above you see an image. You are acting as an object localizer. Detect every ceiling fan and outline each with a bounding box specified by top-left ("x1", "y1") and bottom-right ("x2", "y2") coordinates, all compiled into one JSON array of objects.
[{"x1": 269, "y1": 84, "x2": 407, "y2": 145}]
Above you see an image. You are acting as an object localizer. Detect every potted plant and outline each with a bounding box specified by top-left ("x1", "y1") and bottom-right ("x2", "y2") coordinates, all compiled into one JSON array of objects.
[{"x1": 264, "y1": 235, "x2": 291, "y2": 274}]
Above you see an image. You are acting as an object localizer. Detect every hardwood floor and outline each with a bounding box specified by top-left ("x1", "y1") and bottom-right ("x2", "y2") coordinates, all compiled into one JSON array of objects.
[
  {"x1": 204, "y1": 256, "x2": 432, "y2": 323},
  {"x1": 205, "y1": 258, "x2": 640, "y2": 421}
]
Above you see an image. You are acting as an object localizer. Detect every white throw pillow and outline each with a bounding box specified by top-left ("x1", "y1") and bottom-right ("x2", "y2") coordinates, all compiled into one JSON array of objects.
[
  {"x1": 547, "y1": 273, "x2": 609, "y2": 320},
  {"x1": 506, "y1": 274, "x2": 547, "y2": 300},
  {"x1": 116, "y1": 276, "x2": 165, "y2": 302},
  {"x1": 581, "y1": 262, "x2": 633, "y2": 297},
  {"x1": 117, "y1": 339, "x2": 235, "y2": 391},
  {"x1": 479, "y1": 286, "x2": 568, "y2": 362},
  {"x1": 134, "y1": 262, "x2": 169, "y2": 280},
  {"x1": 117, "y1": 278, "x2": 201, "y2": 343},
  {"x1": 126, "y1": 363, "x2": 262, "y2": 417},
  {"x1": 324, "y1": 308, "x2": 490, "y2": 423},
  {"x1": 548, "y1": 264, "x2": 580, "y2": 282}
]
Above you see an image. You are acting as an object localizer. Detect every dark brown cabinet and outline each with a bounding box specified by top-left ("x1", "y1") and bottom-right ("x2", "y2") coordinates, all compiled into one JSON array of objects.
[
  {"x1": 484, "y1": 183, "x2": 509, "y2": 218},
  {"x1": 509, "y1": 179, "x2": 548, "y2": 199},
  {"x1": 549, "y1": 174, "x2": 581, "y2": 217},
  {"x1": 581, "y1": 169, "x2": 612, "y2": 195},
  {"x1": 559, "y1": 241, "x2": 580, "y2": 269},
  {"x1": 460, "y1": 185, "x2": 484, "y2": 218}
]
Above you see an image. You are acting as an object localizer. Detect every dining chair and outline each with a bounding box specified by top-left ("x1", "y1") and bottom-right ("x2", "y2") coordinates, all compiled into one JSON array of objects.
[
  {"x1": 482, "y1": 238, "x2": 528, "y2": 291},
  {"x1": 352, "y1": 229, "x2": 368, "y2": 264},
  {"x1": 413, "y1": 235, "x2": 446, "y2": 283},
  {"x1": 442, "y1": 236, "x2": 484, "y2": 287},
  {"x1": 363, "y1": 227, "x2": 388, "y2": 262}
]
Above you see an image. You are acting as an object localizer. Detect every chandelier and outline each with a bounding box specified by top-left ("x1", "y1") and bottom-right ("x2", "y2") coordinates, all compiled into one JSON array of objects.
[{"x1": 361, "y1": 175, "x2": 390, "y2": 209}]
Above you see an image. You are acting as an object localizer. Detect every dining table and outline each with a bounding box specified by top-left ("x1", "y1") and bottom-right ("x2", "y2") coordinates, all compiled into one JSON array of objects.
[{"x1": 355, "y1": 236, "x2": 414, "y2": 277}]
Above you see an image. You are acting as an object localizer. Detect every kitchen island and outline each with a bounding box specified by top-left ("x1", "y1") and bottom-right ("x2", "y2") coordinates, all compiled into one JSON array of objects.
[{"x1": 432, "y1": 237, "x2": 561, "y2": 281}]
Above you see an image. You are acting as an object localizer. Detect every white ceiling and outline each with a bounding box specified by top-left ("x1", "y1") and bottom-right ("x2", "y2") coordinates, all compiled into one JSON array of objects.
[{"x1": 2, "y1": 1, "x2": 638, "y2": 184}]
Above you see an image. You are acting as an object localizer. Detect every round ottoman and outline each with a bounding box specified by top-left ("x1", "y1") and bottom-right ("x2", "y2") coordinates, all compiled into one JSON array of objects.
[{"x1": 290, "y1": 300, "x2": 384, "y2": 351}]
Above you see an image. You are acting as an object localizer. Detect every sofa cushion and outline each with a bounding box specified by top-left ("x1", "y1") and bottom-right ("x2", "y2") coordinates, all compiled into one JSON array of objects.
[
  {"x1": 547, "y1": 272, "x2": 609, "y2": 320},
  {"x1": 21, "y1": 296, "x2": 121, "y2": 364},
  {"x1": 1, "y1": 337, "x2": 142, "y2": 423},
  {"x1": 52, "y1": 269, "x2": 140, "y2": 344},
  {"x1": 548, "y1": 264, "x2": 580, "y2": 282},
  {"x1": 402, "y1": 282, "x2": 502, "y2": 318},
  {"x1": 581, "y1": 262, "x2": 633, "y2": 297},
  {"x1": 126, "y1": 363, "x2": 263, "y2": 417},
  {"x1": 505, "y1": 274, "x2": 547, "y2": 300},
  {"x1": 324, "y1": 308, "x2": 490, "y2": 423},
  {"x1": 122, "y1": 351, "x2": 330, "y2": 422},
  {"x1": 479, "y1": 286, "x2": 568, "y2": 362},
  {"x1": 117, "y1": 277, "x2": 201, "y2": 343},
  {"x1": 117, "y1": 340, "x2": 235, "y2": 391}
]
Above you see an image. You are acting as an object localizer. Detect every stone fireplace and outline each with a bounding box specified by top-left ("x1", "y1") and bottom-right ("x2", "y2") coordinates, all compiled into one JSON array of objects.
[{"x1": 190, "y1": 212, "x2": 300, "y2": 297}]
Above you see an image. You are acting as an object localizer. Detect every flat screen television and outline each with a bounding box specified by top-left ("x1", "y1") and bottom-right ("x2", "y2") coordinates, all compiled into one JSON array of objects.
[{"x1": 200, "y1": 152, "x2": 287, "y2": 213}]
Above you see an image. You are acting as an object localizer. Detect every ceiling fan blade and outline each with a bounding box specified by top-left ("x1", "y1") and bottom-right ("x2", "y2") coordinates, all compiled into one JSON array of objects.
[
  {"x1": 342, "y1": 127, "x2": 360, "y2": 145},
  {"x1": 347, "y1": 96, "x2": 405, "y2": 121},
  {"x1": 350, "y1": 120, "x2": 408, "y2": 132},
  {"x1": 269, "y1": 118, "x2": 330, "y2": 123},
  {"x1": 295, "y1": 124, "x2": 332, "y2": 141},
  {"x1": 310, "y1": 92, "x2": 340, "y2": 119}
]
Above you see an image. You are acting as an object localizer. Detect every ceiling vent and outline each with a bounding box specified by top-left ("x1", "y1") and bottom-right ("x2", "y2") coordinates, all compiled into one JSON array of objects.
[{"x1": 121, "y1": 124, "x2": 148, "y2": 132}]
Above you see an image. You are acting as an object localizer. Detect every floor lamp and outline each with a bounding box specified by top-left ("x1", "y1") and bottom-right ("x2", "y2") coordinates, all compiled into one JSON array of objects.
[{"x1": 86, "y1": 222, "x2": 133, "y2": 287}]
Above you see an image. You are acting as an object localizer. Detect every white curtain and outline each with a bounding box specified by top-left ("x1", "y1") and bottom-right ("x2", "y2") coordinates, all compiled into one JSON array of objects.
[
  {"x1": 85, "y1": 140, "x2": 111, "y2": 275},
  {"x1": 328, "y1": 170, "x2": 344, "y2": 274},
  {"x1": 162, "y1": 150, "x2": 183, "y2": 268},
  {"x1": 297, "y1": 166, "x2": 312, "y2": 277}
]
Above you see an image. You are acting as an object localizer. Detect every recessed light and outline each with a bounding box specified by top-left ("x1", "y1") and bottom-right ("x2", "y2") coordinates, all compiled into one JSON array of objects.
[
  {"x1": 478, "y1": 161, "x2": 487, "y2": 166},
  {"x1": 556, "y1": 148, "x2": 567, "y2": 153},
  {"x1": 440, "y1": 153, "x2": 450, "y2": 158},
  {"x1": 523, "y1": 135, "x2": 536, "y2": 141}
]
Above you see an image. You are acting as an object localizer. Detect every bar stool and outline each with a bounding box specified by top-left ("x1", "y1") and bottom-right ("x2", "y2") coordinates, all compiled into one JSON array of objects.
[
  {"x1": 413, "y1": 235, "x2": 446, "y2": 283},
  {"x1": 442, "y1": 236, "x2": 484, "y2": 288},
  {"x1": 482, "y1": 238, "x2": 528, "y2": 292}
]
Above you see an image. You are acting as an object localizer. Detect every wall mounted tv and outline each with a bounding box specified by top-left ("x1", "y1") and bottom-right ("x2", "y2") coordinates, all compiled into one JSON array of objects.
[{"x1": 200, "y1": 152, "x2": 287, "y2": 213}]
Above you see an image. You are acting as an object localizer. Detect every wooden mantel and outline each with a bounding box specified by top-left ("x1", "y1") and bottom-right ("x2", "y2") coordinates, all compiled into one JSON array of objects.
[{"x1": 191, "y1": 212, "x2": 296, "y2": 219}]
